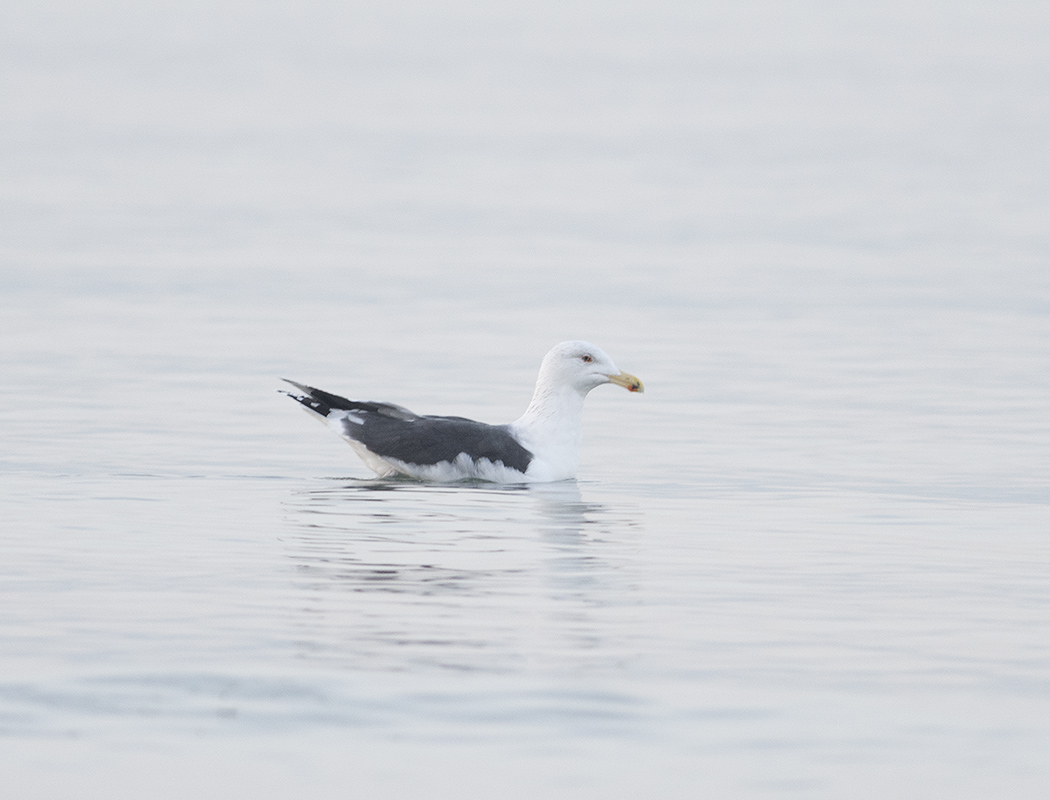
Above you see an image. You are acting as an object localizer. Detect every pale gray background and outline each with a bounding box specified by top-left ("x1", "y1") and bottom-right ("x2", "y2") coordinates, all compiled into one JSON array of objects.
[{"x1": 2, "y1": 1, "x2": 1049, "y2": 797}]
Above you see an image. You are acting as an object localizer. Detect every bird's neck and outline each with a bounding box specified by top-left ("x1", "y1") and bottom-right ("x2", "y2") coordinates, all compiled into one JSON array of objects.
[
  {"x1": 516, "y1": 384, "x2": 587, "y2": 442},
  {"x1": 509, "y1": 382, "x2": 590, "y2": 481}
]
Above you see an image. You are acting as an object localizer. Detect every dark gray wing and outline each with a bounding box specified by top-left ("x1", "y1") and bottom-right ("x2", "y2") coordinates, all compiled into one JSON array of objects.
[
  {"x1": 347, "y1": 414, "x2": 533, "y2": 473},
  {"x1": 282, "y1": 379, "x2": 533, "y2": 473}
]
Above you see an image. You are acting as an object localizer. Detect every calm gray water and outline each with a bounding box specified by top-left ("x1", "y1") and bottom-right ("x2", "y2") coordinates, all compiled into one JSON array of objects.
[{"x1": 3, "y1": 1, "x2": 1050, "y2": 797}]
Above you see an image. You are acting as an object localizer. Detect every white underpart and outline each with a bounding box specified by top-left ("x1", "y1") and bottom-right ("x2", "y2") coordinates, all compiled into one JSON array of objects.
[
  {"x1": 385, "y1": 453, "x2": 529, "y2": 483},
  {"x1": 346, "y1": 439, "x2": 401, "y2": 478}
]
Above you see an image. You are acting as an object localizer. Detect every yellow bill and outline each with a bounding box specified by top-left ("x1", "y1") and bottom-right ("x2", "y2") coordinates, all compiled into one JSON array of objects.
[{"x1": 607, "y1": 371, "x2": 644, "y2": 393}]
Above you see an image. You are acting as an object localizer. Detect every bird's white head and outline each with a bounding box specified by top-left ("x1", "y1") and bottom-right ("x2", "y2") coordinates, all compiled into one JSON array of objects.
[{"x1": 538, "y1": 340, "x2": 644, "y2": 396}]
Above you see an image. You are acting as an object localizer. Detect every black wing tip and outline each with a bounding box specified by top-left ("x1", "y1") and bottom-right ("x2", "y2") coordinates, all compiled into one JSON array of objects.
[
  {"x1": 278, "y1": 380, "x2": 366, "y2": 413},
  {"x1": 275, "y1": 384, "x2": 304, "y2": 398},
  {"x1": 281, "y1": 378, "x2": 314, "y2": 393},
  {"x1": 281, "y1": 385, "x2": 333, "y2": 418}
]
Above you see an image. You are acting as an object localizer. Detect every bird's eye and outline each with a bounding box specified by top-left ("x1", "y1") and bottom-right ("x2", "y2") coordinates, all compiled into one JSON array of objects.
[{"x1": 581, "y1": 354, "x2": 593, "y2": 363}]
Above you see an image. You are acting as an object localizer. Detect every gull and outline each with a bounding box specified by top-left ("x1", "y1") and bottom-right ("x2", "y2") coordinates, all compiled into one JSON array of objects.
[{"x1": 282, "y1": 340, "x2": 643, "y2": 483}]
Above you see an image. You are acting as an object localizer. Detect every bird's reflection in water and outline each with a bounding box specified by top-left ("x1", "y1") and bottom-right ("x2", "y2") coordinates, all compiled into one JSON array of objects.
[
  {"x1": 280, "y1": 477, "x2": 643, "y2": 672},
  {"x1": 529, "y1": 481, "x2": 612, "y2": 593}
]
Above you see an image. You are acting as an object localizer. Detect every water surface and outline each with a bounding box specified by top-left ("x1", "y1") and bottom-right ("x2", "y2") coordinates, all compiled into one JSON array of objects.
[{"x1": 3, "y1": 1, "x2": 1050, "y2": 797}]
